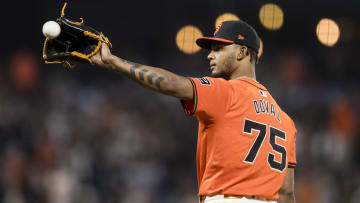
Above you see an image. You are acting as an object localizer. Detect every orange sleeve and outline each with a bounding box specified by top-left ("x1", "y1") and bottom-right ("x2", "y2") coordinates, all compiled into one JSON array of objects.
[
  {"x1": 181, "y1": 77, "x2": 232, "y2": 118},
  {"x1": 288, "y1": 121, "x2": 297, "y2": 168}
]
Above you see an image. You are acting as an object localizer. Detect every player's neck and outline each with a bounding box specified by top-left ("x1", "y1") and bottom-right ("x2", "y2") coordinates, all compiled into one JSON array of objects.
[{"x1": 229, "y1": 64, "x2": 256, "y2": 81}]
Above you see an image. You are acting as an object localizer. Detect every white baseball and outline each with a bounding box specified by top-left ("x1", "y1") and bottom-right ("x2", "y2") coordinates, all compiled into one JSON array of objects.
[{"x1": 42, "y1": 21, "x2": 61, "y2": 39}]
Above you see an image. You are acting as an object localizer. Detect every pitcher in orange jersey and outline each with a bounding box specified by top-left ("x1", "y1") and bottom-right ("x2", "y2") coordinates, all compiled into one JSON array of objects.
[{"x1": 91, "y1": 20, "x2": 296, "y2": 203}]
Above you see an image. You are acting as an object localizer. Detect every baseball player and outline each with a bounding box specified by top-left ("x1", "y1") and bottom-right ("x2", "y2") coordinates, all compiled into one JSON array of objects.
[{"x1": 91, "y1": 20, "x2": 296, "y2": 203}]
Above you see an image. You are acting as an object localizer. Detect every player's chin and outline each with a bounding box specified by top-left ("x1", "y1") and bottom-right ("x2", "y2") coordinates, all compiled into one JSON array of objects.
[
  {"x1": 211, "y1": 71, "x2": 229, "y2": 79},
  {"x1": 210, "y1": 68, "x2": 219, "y2": 76}
]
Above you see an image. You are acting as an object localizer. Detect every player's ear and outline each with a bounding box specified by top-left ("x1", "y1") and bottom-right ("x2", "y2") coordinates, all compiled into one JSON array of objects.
[{"x1": 236, "y1": 45, "x2": 248, "y2": 61}]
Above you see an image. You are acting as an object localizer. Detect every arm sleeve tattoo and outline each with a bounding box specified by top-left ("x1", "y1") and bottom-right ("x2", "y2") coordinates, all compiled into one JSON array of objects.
[
  {"x1": 106, "y1": 58, "x2": 171, "y2": 94},
  {"x1": 102, "y1": 55, "x2": 193, "y2": 100},
  {"x1": 129, "y1": 63, "x2": 165, "y2": 90}
]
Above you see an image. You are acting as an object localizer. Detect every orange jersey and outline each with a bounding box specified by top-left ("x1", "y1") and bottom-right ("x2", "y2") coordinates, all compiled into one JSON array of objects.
[{"x1": 181, "y1": 77, "x2": 297, "y2": 200}]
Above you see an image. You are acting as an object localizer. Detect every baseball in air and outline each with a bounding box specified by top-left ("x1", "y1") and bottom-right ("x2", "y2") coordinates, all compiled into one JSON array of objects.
[{"x1": 42, "y1": 21, "x2": 61, "y2": 39}]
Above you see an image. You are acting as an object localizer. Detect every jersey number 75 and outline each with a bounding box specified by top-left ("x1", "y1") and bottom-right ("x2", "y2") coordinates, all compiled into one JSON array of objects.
[{"x1": 242, "y1": 119, "x2": 287, "y2": 172}]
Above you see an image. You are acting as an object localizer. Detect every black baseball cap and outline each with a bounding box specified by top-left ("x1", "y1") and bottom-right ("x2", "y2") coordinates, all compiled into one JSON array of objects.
[{"x1": 196, "y1": 20, "x2": 260, "y2": 54}]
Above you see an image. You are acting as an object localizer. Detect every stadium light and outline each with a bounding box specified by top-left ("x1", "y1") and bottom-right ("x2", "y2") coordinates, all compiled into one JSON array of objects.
[
  {"x1": 316, "y1": 18, "x2": 340, "y2": 47},
  {"x1": 259, "y1": 3, "x2": 284, "y2": 31},
  {"x1": 176, "y1": 25, "x2": 203, "y2": 54}
]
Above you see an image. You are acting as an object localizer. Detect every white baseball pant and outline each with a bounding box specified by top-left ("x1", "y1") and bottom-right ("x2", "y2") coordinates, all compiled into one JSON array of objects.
[{"x1": 201, "y1": 194, "x2": 278, "y2": 203}]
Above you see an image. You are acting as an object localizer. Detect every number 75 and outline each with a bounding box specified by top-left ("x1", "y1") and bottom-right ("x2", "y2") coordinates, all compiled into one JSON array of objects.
[{"x1": 243, "y1": 119, "x2": 287, "y2": 172}]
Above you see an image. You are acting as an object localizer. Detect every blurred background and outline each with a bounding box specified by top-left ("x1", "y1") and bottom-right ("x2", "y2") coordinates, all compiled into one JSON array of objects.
[{"x1": 0, "y1": 0, "x2": 359, "y2": 203}]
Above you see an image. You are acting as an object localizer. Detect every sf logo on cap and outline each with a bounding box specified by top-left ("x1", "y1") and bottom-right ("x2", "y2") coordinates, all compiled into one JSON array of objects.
[{"x1": 238, "y1": 34, "x2": 245, "y2": 40}]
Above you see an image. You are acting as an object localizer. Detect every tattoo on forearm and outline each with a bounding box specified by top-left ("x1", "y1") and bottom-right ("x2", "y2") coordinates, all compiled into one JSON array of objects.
[
  {"x1": 147, "y1": 73, "x2": 157, "y2": 85},
  {"x1": 138, "y1": 69, "x2": 149, "y2": 81},
  {"x1": 129, "y1": 64, "x2": 142, "y2": 78},
  {"x1": 155, "y1": 77, "x2": 164, "y2": 89},
  {"x1": 128, "y1": 62, "x2": 165, "y2": 89}
]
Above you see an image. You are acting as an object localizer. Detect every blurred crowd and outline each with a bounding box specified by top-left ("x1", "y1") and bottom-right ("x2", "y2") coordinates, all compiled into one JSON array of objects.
[{"x1": 0, "y1": 42, "x2": 359, "y2": 203}]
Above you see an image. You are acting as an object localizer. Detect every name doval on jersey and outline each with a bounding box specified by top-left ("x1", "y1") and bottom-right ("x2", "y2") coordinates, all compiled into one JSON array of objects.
[{"x1": 253, "y1": 99, "x2": 281, "y2": 122}]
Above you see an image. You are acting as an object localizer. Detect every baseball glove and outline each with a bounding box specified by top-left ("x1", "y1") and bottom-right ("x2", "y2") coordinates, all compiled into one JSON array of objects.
[{"x1": 42, "y1": 2, "x2": 112, "y2": 68}]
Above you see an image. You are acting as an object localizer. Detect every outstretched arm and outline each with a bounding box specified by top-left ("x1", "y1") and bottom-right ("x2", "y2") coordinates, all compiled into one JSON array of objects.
[
  {"x1": 91, "y1": 43, "x2": 194, "y2": 101},
  {"x1": 278, "y1": 168, "x2": 296, "y2": 203}
]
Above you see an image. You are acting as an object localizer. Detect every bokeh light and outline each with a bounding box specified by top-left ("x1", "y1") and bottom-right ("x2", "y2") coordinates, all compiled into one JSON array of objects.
[
  {"x1": 176, "y1": 25, "x2": 203, "y2": 54},
  {"x1": 259, "y1": 3, "x2": 284, "y2": 30},
  {"x1": 215, "y1": 13, "x2": 240, "y2": 28},
  {"x1": 9, "y1": 51, "x2": 39, "y2": 90},
  {"x1": 316, "y1": 18, "x2": 340, "y2": 47}
]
